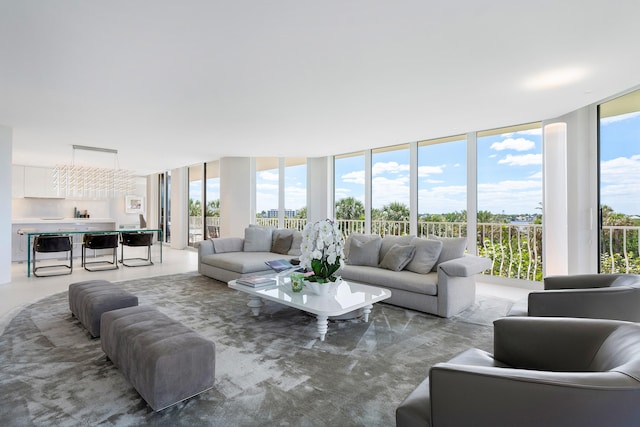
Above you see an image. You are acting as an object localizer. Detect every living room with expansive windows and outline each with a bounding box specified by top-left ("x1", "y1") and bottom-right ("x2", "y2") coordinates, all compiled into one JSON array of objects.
[{"x1": 3, "y1": 2, "x2": 640, "y2": 424}]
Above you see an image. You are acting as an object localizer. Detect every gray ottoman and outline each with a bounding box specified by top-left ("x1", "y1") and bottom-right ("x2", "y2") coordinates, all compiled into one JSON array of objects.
[
  {"x1": 100, "y1": 305, "x2": 216, "y2": 411},
  {"x1": 68, "y1": 280, "x2": 138, "y2": 338}
]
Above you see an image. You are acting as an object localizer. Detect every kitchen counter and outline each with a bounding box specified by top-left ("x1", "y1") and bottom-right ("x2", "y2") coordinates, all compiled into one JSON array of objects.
[
  {"x1": 12, "y1": 218, "x2": 116, "y2": 225},
  {"x1": 12, "y1": 219, "x2": 117, "y2": 262}
]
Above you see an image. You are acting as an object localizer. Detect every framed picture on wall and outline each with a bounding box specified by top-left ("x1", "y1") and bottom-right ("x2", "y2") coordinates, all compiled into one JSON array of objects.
[{"x1": 125, "y1": 195, "x2": 145, "y2": 214}]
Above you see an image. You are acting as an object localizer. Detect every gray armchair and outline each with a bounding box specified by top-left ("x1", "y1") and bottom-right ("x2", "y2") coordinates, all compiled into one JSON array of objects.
[
  {"x1": 508, "y1": 273, "x2": 640, "y2": 321},
  {"x1": 396, "y1": 316, "x2": 640, "y2": 427}
]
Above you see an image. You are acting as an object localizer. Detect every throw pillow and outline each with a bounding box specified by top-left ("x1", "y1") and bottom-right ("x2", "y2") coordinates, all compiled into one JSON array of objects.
[
  {"x1": 344, "y1": 233, "x2": 371, "y2": 260},
  {"x1": 379, "y1": 235, "x2": 416, "y2": 260},
  {"x1": 428, "y1": 235, "x2": 467, "y2": 271},
  {"x1": 379, "y1": 244, "x2": 416, "y2": 272},
  {"x1": 288, "y1": 231, "x2": 303, "y2": 256},
  {"x1": 346, "y1": 236, "x2": 382, "y2": 266},
  {"x1": 271, "y1": 234, "x2": 293, "y2": 254},
  {"x1": 243, "y1": 226, "x2": 273, "y2": 252},
  {"x1": 405, "y1": 237, "x2": 443, "y2": 274}
]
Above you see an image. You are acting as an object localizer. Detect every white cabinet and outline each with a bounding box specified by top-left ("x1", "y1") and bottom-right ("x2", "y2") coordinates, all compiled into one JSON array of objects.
[
  {"x1": 23, "y1": 166, "x2": 63, "y2": 198},
  {"x1": 12, "y1": 165, "x2": 24, "y2": 198}
]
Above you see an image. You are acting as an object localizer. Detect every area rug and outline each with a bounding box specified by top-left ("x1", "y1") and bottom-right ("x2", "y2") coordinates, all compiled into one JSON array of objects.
[{"x1": 0, "y1": 272, "x2": 514, "y2": 426}]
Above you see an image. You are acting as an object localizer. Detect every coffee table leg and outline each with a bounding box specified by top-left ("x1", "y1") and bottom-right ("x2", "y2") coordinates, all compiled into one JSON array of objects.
[
  {"x1": 362, "y1": 304, "x2": 373, "y2": 322},
  {"x1": 316, "y1": 314, "x2": 329, "y2": 341},
  {"x1": 246, "y1": 296, "x2": 264, "y2": 316}
]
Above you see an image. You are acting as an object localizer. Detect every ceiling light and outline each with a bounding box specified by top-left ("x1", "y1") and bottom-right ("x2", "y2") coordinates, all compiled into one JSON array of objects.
[
  {"x1": 523, "y1": 67, "x2": 588, "y2": 90},
  {"x1": 53, "y1": 145, "x2": 135, "y2": 199}
]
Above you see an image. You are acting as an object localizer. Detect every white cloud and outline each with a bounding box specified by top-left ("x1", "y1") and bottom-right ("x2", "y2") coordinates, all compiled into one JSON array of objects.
[
  {"x1": 371, "y1": 175, "x2": 410, "y2": 208},
  {"x1": 341, "y1": 170, "x2": 365, "y2": 185},
  {"x1": 259, "y1": 170, "x2": 279, "y2": 181},
  {"x1": 600, "y1": 111, "x2": 640, "y2": 126},
  {"x1": 490, "y1": 137, "x2": 535, "y2": 152},
  {"x1": 600, "y1": 155, "x2": 640, "y2": 214},
  {"x1": 417, "y1": 164, "x2": 444, "y2": 177},
  {"x1": 418, "y1": 185, "x2": 466, "y2": 213},
  {"x1": 284, "y1": 185, "x2": 307, "y2": 210},
  {"x1": 498, "y1": 153, "x2": 542, "y2": 166},
  {"x1": 426, "y1": 179, "x2": 444, "y2": 184},
  {"x1": 529, "y1": 171, "x2": 543, "y2": 179},
  {"x1": 372, "y1": 161, "x2": 410, "y2": 176},
  {"x1": 477, "y1": 179, "x2": 542, "y2": 213}
]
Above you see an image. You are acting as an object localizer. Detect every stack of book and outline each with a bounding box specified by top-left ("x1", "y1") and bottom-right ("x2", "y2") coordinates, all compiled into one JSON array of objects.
[{"x1": 236, "y1": 275, "x2": 277, "y2": 288}]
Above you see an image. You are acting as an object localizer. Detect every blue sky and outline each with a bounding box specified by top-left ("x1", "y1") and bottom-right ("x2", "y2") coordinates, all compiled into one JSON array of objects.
[{"x1": 600, "y1": 111, "x2": 640, "y2": 215}]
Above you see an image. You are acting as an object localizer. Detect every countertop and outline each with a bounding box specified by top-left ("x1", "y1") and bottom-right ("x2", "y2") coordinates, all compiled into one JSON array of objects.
[{"x1": 12, "y1": 218, "x2": 116, "y2": 224}]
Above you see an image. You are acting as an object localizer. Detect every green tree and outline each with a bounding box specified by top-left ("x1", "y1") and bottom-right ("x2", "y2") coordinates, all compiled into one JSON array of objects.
[
  {"x1": 189, "y1": 199, "x2": 201, "y2": 216},
  {"x1": 206, "y1": 199, "x2": 220, "y2": 217},
  {"x1": 335, "y1": 197, "x2": 364, "y2": 220},
  {"x1": 295, "y1": 207, "x2": 307, "y2": 219},
  {"x1": 378, "y1": 202, "x2": 410, "y2": 221}
]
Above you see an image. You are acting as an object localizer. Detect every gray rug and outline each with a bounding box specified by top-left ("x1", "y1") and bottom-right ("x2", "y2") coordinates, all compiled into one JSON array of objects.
[{"x1": 0, "y1": 272, "x2": 514, "y2": 426}]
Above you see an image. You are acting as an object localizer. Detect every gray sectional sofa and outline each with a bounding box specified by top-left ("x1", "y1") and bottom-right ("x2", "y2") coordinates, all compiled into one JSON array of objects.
[
  {"x1": 198, "y1": 226, "x2": 491, "y2": 318},
  {"x1": 340, "y1": 234, "x2": 492, "y2": 317},
  {"x1": 198, "y1": 226, "x2": 302, "y2": 283}
]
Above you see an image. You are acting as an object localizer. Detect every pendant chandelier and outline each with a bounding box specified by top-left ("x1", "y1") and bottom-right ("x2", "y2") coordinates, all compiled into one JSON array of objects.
[{"x1": 53, "y1": 145, "x2": 136, "y2": 199}]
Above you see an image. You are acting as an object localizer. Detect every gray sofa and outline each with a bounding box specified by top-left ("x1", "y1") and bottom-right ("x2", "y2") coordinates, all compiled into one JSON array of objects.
[
  {"x1": 340, "y1": 234, "x2": 492, "y2": 317},
  {"x1": 198, "y1": 226, "x2": 302, "y2": 283},
  {"x1": 396, "y1": 316, "x2": 640, "y2": 427}
]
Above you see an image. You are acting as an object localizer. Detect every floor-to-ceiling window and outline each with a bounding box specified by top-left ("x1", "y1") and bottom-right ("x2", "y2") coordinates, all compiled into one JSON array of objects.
[
  {"x1": 284, "y1": 158, "x2": 306, "y2": 230},
  {"x1": 205, "y1": 160, "x2": 220, "y2": 238},
  {"x1": 371, "y1": 144, "x2": 410, "y2": 236},
  {"x1": 188, "y1": 164, "x2": 203, "y2": 247},
  {"x1": 158, "y1": 171, "x2": 171, "y2": 243},
  {"x1": 255, "y1": 158, "x2": 279, "y2": 226},
  {"x1": 476, "y1": 123, "x2": 543, "y2": 281},
  {"x1": 417, "y1": 135, "x2": 467, "y2": 238},
  {"x1": 599, "y1": 89, "x2": 640, "y2": 273},
  {"x1": 334, "y1": 152, "x2": 366, "y2": 235}
]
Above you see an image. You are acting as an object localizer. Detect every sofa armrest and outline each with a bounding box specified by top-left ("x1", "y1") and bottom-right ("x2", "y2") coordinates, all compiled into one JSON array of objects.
[
  {"x1": 198, "y1": 239, "x2": 214, "y2": 257},
  {"x1": 429, "y1": 363, "x2": 635, "y2": 427},
  {"x1": 209, "y1": 237, "x2": 244, "y2": 253},
  {"x1": 438, "y1": 255, "x2": 491, "y2": 277},
  {"x1": 528, "y1": 287, "x2": 640, "y2": 321},
  {"x1": 544, "y1": 273, "x2": 624, "y2": 290},
  {"x1": 493, "y1": 317, "x2": 624, "y2": 371}
]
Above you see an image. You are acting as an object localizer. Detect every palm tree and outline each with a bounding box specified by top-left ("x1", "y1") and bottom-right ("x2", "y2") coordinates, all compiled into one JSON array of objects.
[{"x1": 335, "y1": 197, "x2": 364, "y2": 220}]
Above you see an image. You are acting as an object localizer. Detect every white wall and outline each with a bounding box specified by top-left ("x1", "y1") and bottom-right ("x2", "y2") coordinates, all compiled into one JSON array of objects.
[
  {"x1": 306, "y1": 157, "x2": 332, "y2": 223},
  {"x1": 0, "y1": 125, "x2": 12, "y2": 285},
  {"x1": 170, "y1": 167, "x2": 188, "y2": 249}
]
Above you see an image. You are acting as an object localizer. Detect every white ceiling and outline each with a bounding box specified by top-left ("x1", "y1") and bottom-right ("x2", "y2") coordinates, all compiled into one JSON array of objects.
[{"x1": 2, "y1": 1, "x2": 640, "y2": 176}]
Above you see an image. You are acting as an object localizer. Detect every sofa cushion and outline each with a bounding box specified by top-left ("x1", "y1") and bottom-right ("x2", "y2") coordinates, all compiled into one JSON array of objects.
[
  {"x1": 213, "y1": 237, "x2": 244, "y2": 253},
  {"x1": 379, "y1": 235, "x2": 416, "y2": 260},
  {"x1": 271, "y1": 233, "x2": 293, "y2": 254},
  {"x1": 346, "y1": 236, "x2": 382, "y2": 266},
  {"x1": 202, "y1": 251, "x2": 294, "y2": 274},
  {"x1": 244, "y1": 226, "x2": 273, "y2": 252},
  {"x1": 288, "y1": 230, "x2": 303, "y2": 256},
  {"x1": 379, "y1": 244, "x2": 416, "y2": 272},
  {"x1": 341, "y1": 265, "x2": 438, "y2": 296},
  {"x1": 428, "y1": 235, "x2": 467, "y2": 271},
  {"x1": 405, "y1": 238, "x2": 443, "y2": 274}
]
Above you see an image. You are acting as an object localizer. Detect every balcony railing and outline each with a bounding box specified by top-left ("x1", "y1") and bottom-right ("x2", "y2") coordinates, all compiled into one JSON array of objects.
[
  {"x1": 601, "y1": 226, "x2": 640, "y2": 274},
  {"x1": 191, "y1": 217, "x2": 640, "y2": 279}
]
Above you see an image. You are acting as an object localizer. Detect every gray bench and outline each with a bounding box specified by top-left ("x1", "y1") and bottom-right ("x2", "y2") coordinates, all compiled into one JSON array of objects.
[
  {"x1": 100, "y1": 305, "x2": 216, "y2": 411},
  {"x1": 68, "y1": 280, "x2": 138, "y2": 337}
]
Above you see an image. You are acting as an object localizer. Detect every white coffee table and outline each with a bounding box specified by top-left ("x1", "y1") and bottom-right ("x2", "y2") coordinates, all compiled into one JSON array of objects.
[{"x1": 228, "y1": 278, "x2": 392, "y2": 341}]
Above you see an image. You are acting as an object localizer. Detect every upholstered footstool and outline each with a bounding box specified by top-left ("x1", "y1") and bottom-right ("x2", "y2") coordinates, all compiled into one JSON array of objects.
[
  {"x1": 68, "y1": 280, "x2": 138, "y2": 338},
  {"x1": 100, "y1": 305, "x2": 216, "y2": 411}
]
